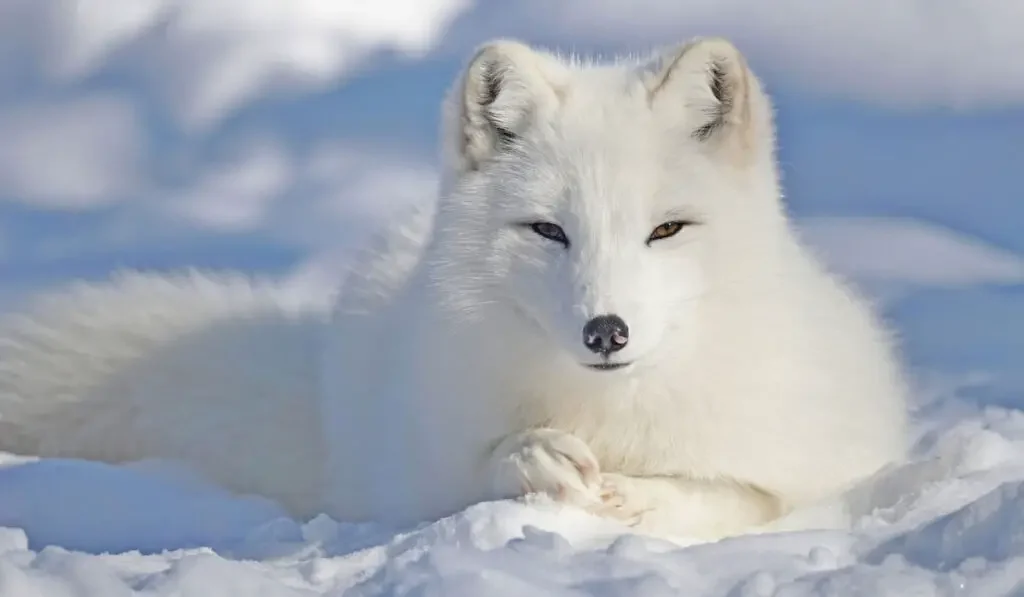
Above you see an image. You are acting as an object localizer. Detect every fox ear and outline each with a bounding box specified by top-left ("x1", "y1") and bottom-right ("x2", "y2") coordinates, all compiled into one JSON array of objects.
[
  {"x1": 443, "y1": 40, "x2": 564, "y2": 175},
  {"x1": 644, "y1": 38, "x2": 773, "y2": 163}
]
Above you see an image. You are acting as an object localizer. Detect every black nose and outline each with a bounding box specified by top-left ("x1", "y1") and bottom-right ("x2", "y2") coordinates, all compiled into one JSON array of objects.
[{"x1": 582, "y1": 314, "x2": 629, "y2": 355}]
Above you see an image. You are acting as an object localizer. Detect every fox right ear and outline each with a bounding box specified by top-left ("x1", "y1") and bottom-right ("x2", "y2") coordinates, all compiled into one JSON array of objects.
[
  {"x1": 643, "y1": 38, "x2": 774, "y2": 166},
  {"x1": 443, "y1": 41, "x2": 564, "y2": 174}
]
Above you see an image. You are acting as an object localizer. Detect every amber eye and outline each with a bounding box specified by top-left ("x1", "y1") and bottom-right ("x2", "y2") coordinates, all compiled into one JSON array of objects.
[
  {"x1": 647, "y1": 221, "x2": 690, "y2": 244},
  {"x1": 527, "y1": 222, "x2": 570, "y2": 247}
]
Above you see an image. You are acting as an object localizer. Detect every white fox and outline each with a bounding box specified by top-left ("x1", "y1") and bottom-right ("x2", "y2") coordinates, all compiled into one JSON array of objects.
[{"x1": 0, "y1": 37, "x2": 908, "y2": 541}]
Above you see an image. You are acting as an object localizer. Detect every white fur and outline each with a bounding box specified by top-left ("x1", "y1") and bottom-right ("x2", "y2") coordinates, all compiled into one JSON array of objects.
[
  {"x1": 0, "y1": 38, "x2": 908, "y2": 541},
  {"x1": 0, "y1": 271, "x2": 329, "y2": 517}
]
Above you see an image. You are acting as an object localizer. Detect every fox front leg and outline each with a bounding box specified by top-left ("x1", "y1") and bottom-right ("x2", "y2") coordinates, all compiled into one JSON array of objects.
[{"x1": 596, "y1": 472, "x2": 786, "y2": 540}]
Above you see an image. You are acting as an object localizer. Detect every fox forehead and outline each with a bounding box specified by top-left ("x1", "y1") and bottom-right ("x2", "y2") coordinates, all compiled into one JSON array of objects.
[
  {"x1": 472, "y1": 64, "x2": 723, "y2": 227},
  {"x1": 495, "y1": 117, "x2": 714, "y2": 225}
]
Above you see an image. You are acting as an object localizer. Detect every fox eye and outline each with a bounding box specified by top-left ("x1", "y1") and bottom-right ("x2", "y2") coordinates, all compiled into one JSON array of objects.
[
  {"x1": 526, "y1": 222, "x2": 570, "y2": 247},
  {"x1": 647, "y1": 220, "x2": 691, "y2": 244}
]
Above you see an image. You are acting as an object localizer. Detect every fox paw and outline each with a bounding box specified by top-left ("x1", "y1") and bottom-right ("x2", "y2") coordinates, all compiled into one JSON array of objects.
[{"x1": 490, "y1": 428, "x2": 602, "y2": 506}]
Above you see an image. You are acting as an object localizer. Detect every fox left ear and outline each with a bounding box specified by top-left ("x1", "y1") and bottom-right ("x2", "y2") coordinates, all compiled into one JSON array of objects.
[{"x1": 644, "y1": 38, "x2": 774, "y2": 164}]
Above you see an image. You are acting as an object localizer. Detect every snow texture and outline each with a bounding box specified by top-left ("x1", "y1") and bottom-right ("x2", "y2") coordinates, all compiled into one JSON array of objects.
[{"x1": 0, "y1": 375, "x2": 1022, "y2": 595}]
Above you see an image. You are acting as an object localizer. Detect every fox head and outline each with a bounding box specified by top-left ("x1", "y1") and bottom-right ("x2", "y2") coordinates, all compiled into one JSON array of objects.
[{"x1": 430, "y1": 38, "x2": 787, "y2": 374}]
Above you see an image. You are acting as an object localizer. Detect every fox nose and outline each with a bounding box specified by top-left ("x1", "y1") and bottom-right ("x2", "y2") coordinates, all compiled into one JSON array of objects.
[{"x1": 582, "y1": 314, "x2": 629, "y2": 355}]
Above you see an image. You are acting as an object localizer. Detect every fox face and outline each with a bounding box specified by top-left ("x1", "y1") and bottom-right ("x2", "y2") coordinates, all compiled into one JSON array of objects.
[
  {"x1": 432, "y1": 38, "x2": 781, "y2": 373},
  {"x1": 481, "y1": 117, "x2": 712, "y2": 371}
]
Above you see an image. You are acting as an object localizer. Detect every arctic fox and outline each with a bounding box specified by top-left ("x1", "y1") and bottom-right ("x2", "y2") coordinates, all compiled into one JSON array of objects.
[{"x1": 0, "y1": 38, "x2": 908, "y2": 541}]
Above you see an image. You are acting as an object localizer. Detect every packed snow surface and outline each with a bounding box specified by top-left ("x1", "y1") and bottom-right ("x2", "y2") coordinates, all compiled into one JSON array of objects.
[{"x1": 1, "y1": 374, "x2": 1023, "y2": 596}]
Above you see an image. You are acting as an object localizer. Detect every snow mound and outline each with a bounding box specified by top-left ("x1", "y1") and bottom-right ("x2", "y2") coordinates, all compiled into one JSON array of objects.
[{"x1": 1, "y1": 384, "x2": 1024, "y2": 596}]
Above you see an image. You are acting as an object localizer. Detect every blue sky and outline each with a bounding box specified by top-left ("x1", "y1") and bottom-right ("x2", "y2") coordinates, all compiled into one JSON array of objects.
[{"x1": 0, "y1": 0, "x2": 1022, "y2": 394}]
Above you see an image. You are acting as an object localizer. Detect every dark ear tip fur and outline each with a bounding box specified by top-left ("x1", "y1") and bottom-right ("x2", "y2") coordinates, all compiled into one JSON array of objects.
[
  {"x1": 692, "y1": 60, "x2": 732, "y2": 141},
  {"x1": 477, "y1": 62, "x2": 519, "y2": 146},
  {"x1": 708, "y1": 61, "x2": 731, "y2": 106},
  {"x1": 480, "y1": 61, "x2": 504, "y2": 107}
]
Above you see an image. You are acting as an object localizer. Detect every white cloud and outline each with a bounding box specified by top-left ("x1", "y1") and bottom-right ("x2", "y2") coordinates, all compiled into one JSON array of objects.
[
  {"x1": 0, "y1": 95, "x2": 145, "y2": 209},
  {"x1": 43, "y1": 0, "x2": 166, "y2": 81},
  {"x1": 42, "y1": 0, "x2": 472, "y2": 130},
  {"x1": 262, "y1": 143, "x2": 437, "y2": 255},
  {"x1": 302, "y1": 144, "x2": 437, "y2": 218},
  {"x1": 799, "y1": 217, "x2": 1024, "y2": 289},
  {"x1": 160, "y1": 140, "x2": 435, "y2": 243},
  {"x1": 165, "y1": 139, "x2": 293, "y2": 232},
  {"x1": 475, "y1": 0, "x2": 1024, "y2": 109}
]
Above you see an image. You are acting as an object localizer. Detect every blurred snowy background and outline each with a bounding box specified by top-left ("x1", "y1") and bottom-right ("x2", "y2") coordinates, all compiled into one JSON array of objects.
[{"x1": 0, "y1": 1, "x2": 1022, "y2": 396}]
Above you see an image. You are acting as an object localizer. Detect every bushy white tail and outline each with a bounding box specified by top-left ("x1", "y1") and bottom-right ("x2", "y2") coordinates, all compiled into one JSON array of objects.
[{"x1": 0, "y1": 271, "x2": 329, "y2": 517}]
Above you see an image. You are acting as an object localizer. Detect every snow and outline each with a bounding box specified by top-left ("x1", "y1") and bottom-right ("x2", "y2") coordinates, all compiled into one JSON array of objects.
[{"x1": 1, "y1": 378, "x2": 1024, "y2": 596}]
